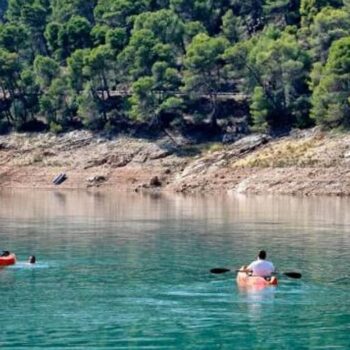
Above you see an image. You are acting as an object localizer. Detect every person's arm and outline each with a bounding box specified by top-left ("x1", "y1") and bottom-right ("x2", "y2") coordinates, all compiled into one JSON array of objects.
[{"x1": 239, "y1": 264, "x2": 253, "y2": 274}]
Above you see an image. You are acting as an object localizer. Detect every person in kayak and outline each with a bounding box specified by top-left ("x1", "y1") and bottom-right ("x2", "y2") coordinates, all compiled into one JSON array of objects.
[{"x1": 241, "y1": 250, "x2": 275, "y2": 277}]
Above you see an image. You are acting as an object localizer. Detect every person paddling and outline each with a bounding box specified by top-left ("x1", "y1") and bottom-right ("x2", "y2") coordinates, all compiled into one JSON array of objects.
[{"x1": 241, "y1": 250, "x2": 275, "y2": 277}]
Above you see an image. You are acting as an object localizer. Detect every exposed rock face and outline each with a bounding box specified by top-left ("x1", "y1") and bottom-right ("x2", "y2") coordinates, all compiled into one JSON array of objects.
[
  {"x1": 87, "y1": 175, "x2": 107, "y2": 184},
  {"x1": 1, "y1": 128, "x2": 350, "y2": 195}
]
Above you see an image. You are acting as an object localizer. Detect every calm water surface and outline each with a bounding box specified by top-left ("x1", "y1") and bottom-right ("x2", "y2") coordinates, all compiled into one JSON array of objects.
[{"x1": 0, "y1": 190, "x2": 349, "y2": 349}]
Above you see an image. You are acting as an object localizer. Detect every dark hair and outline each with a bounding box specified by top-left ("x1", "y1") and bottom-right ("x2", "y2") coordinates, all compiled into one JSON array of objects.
[
  {"x1": 1, "y1": 251, "x2": 10, "y2": 257},
  {"x1": 28, "y1": 256, "x2": 36, "y2": 264},
  {"x1": 258, "y1": 250, "x2": 266, "y2": 259}
]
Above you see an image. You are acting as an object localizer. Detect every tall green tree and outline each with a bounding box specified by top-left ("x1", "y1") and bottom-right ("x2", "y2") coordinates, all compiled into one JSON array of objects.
[
  {"x1": 133, "y1": 9, "x2": 184, "y2": 49},
  {"x1": 57, "y1": 16, "x2": 92, "y2": 59},
  {"x1": 170, "y1": 0, "x2": 232, "y2": 35},
  {"x1": 74, "y1": 45, "x2": 117, "y2": 125},
  {"x1": 77, "y1": 83, "x2": 102, "y2": 129},
  {"x1": 0, "y1": 23, "x2": 28, "y2": 54},
  {"x1": 51, "y1": 0, "x2": 97, "y2": 23},
  {"x1": 39, "y1": 76, "x2": 77, "y2": 131},
  {"x1": 67, "y1": 49, "x2": 88, "y2": 93},
  {"x1": 106, "y1": 27, "x2": 127, "y2": 52},
  {"x1": 221, "y1": 10, "x2": 239, "y2": 43},
  {"x1": 0, "y1": 49, "x2": 21, "y2": 97},
  {"x1": 118, "y1": 29, "x2": 169, "y2": 80},
  {"x1": 8, "y1": 1, "x2": 50, "y2": 55},
  {"x1": 309, "y1": 7, "x2": 350, "y2": 62},
  {"x1": 83, "y1": 45, "x2": 115, "y2": 99},
  {"x1": 183, "y1": 33, "x2": 228, "y2": 127},
  {"x1": 311, "y1": 37, "x2": 350, "y2": 128},
  {"x1": 94, "y1": 0, "x2": 149, "y2": 28},
  {"x1": 129, "y1": 62, "x2": 182, "y2": 126},
  {"x1": 34, "y1": 55, "x2": 60, "y2": 90},
  {"x1": 225, "y1": 27, "x2": 311, "y2": 131},
  {"x1": 0, "y1": 48, "x2": 21, "y2": 122},
  {"x1": 300, "y1": 0, "x2": 343, "y2": 26}
]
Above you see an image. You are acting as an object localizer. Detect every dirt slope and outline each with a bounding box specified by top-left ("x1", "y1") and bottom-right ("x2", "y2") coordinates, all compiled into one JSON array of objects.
[{"x1": 1, "y1": 128, "x2": 350, "y2": 195}]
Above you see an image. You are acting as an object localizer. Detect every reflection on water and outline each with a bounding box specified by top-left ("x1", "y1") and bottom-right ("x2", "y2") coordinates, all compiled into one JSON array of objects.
[
  {"x1": 238, "y1": 286, "x2": 277, "y2": 321},
  {"x1": 2, "y1": 189, "x2": 350, "y2": 224}
]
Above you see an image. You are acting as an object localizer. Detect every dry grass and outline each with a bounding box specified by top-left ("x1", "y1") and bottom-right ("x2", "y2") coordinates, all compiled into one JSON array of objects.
[
  {"x1": 203, "y1": 142, "x2": 225, "y2": 154},
  {"x1": 180, "y1": 142, "x2": 225, "y2": 157},
  {"x1": 232, "y1": 137, "x2": 323, "y2": 168},
  {"x1": 11, "y1": 152, "x2": 73, "y2": 167}
]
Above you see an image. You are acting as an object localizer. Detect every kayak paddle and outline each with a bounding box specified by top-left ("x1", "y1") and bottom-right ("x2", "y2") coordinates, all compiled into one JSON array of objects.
[
  {"x1": 210, "y1": 268, "x2": 302, "y2": 279},
  {"x1": 210, "y1": 268, "x2": 231, "y2": 274},
  {"x1": 277, "y1": 271, "x2": 302, "y2": 279}
]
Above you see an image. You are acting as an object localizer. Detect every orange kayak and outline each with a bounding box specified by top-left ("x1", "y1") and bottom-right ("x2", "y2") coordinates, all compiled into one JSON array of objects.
[
  {"x1": 0, "y1": 253, "x2": 16, "y2": 266},
  {"x1": 236, "y1": 270, "x2": 278, "y2": 288}
]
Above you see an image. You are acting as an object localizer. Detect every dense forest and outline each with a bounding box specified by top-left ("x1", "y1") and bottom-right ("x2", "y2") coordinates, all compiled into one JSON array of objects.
[{"x1": 0, "y1": 0, "x2": 349, "y2": 139}]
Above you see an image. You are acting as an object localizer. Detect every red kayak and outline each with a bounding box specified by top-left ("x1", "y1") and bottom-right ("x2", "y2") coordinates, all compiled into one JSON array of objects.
[
  {"x1": 236, "y1": 270, "x2": 278, "y2": 289},
  {"x1": 0, "y1": 253, "x2": 16, "y2": 266}
]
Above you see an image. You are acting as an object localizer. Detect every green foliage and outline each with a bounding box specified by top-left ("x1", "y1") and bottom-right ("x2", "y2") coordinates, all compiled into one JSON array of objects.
[
  {"x1": 170, "y1": 0, "x2": 233, "y2": 34},
  {"x1": 183, "y1": 33, "x2": 228, "y2": 126},
  {"x1": 77, "y1": 85, "x2": 100, "y2": 128},
  {"x1": 39, "y1": 76, "x2": 77, "y2": 126},
  {"x1": 83, "y1": 45, "x2": 115, "y2": 95},
  {"x1": 0, "y1": 48, "x2": 21, "y2": 91},
  {"x1": 309, "y1": 7, "x2": 350, "y2": 62},
  {"x1": 134, "y1": 9, "x2": 185, "y2": 49},
  {"x1": 34, "y1": 55, "x2": 60, "y2": 89},
  {"x1": 311, "y1": 37, "x2": 350, "y2": 128},
  {"x1": 67, "y1": 49, "x2": 87, "y2": 92},
  {"x1": 118, "y1": 29, "x2": 160, "y2": 79},
  {"x1": 5, "y1": 0, "x2": 50, "y2": 57},
  {"x1": 129, "y1": 64, "x2": 182, "y2": 126},
  {"x1": 58, "y1": 16, "x2": 91, "y2": 59},
  {"x1": 94, "y1": 0, "x2": 149, "y2": 27},
  {"x1": 106, "y1": 28, "x2": 127, "y2": 52},
  {"x1": 251, "y1": 87, "x2": 269, "y2": 132},
  {"x1": 225, "y1": 27, "x2": 310, "y2": 130},
  {"x1": 221, "y1": 10, "x2": 238, "y2": 43},
  {"x1": 159, "y1": 96, "x2": 183, "y2": 113},
  {"x1": 300, "y1": 0, "x2": 343, "y2": 26},
  {"x1": 0, "y1": 0, "x2": 348, "y2": 135},
  {"x1": 0, "y1": 23, "x2": 28, "y2": 53},
  {"x1": 183, "y1": 21, "x2": 207, "y2": 46},
  {"x1": 152, "y1": 62, "x2": 180, "y2": 90},
  {"x1": 51, "y1": 0, "x2": 96, "y2": 23},
  {"x1": 230, "y1": 0, "x2": 265, "y2": 38},
  {"x1": 49, "y1": 121, "x2": 63, "y2": 134},
  {"x1": 91, "y1": 24, "x2": 109, "y2": 46},
  {"x1": 129, "y1": 76, "x2": 157, "y2": 121},
  {"x1": 264, "y1": 0, "x2": 301, "y2": 26},
  {"x1": 44, "y1": 22, "x2": 61, "y2": 53}
]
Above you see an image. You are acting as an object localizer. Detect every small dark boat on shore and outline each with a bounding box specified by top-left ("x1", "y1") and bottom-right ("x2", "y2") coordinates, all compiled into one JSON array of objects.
[{"x1": 52, "y1": 173, "x2": 67, "y2": 185}]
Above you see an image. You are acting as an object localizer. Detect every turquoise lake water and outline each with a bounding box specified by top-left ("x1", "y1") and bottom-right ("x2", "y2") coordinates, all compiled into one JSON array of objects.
[{"x1": 0, "y1": 190, "x2": 349, "y2": 349}]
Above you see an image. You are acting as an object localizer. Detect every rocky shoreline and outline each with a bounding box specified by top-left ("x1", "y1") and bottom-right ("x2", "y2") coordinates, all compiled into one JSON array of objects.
[{"x1": 1, "y1": 128, "x2": 350, "y2": 196}]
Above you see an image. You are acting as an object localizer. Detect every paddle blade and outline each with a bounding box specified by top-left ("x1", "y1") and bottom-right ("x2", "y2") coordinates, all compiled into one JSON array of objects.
[
  {"x1": 210, "y1": 268, "x2": 231, "y2": 274},
  {"x1": 283, "y1": 272, "x2": 302, "y2": 279}
]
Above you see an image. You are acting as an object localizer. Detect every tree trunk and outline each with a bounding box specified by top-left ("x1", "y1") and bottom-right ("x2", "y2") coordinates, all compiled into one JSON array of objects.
[{"x1": 209, "y1": 93, "x2": 218, "y2": 129}]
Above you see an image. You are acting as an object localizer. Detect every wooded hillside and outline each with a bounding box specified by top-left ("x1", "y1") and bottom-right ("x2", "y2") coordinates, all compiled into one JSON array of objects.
[{"x1": 0, "y1": 0, "x2": 349, "y2": 138}]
